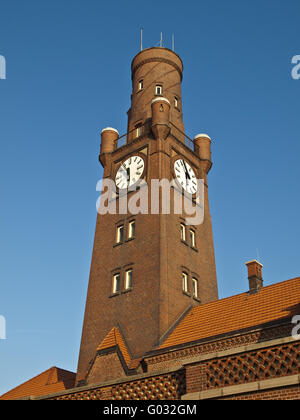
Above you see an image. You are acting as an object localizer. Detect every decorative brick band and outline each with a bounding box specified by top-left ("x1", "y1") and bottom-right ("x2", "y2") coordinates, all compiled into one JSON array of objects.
[{"x1": 145, "y1": 323, "x2": 292, "y2": 368}]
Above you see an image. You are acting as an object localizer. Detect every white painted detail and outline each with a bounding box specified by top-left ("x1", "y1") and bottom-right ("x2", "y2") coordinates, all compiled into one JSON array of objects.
[
  {"x1": 194, "y1": 133, "x2": 211, "y2": 140},
  {"x1": 101, "y1": 127, "x2": 119, "y2": 135},
  {"x1": 151, "y1": 97, "x2": 171, "y2": 106}
]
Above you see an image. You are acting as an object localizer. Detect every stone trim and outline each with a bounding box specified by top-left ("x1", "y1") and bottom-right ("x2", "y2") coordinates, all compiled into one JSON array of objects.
[{"x1": 181, "y1": 374, "x2": 300, "y2": 400}]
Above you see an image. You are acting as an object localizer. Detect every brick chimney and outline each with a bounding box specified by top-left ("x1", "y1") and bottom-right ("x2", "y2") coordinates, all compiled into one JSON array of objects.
[{"x1": 245, "y1": 260, "x2": 263, "y2": 294}]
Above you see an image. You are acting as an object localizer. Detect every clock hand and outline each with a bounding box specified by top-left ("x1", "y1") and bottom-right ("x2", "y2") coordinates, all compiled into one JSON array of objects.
[
  {"x1": 126, "y1": 167, "x2": 131, "y2": 184},
  {"x1": 183, "y1": 161, "x2": 191, "y2": 180}
]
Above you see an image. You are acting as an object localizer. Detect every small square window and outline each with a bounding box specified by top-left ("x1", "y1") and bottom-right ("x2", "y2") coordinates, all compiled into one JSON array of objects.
[
  {"x1": 192, "y1": 278, "x2": 198, "y2": 297},
  {"x1": 128, "y1": 221, "x2": 135, "y2": 239},
  {"x1": 125, "y1": 269, "x2": 133, "y2": 289},
  {"x1": 182, "y1": 272, "x2": 188, "y2": 293},
  {"x1": 190, "y1": 230, "x2": 195, "y2": 248},
  {"x1": 155, "y1": 85, "x2": 162, "y2": 95},
  {"x1": 180, "y1": 224, "x2": 186, "y2": 242},
  {"x1": 113, "y1": 274, "x2": 121, "y2": 293},
  {"x1": 116, "y1": 225, "x2": 124, "y2": 244},
  {"x1": 138, "y1": 80, "x2": 143, "y2": 91}
]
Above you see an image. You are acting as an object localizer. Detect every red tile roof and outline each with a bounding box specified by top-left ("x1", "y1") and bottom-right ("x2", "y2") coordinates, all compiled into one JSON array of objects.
[
  {"x1": 97, "y1": 327, "x2": 131, "y2": 366},
  {"x1": 0, "y1": 367, "x2": 75, "y2": 400},
  {"x1": 158, "y1": 277, "x2": 300, "y2": 350}
]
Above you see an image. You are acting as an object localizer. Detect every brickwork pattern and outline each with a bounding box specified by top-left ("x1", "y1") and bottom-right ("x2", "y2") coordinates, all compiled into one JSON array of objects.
[
  {"x1": 204, "y1": 342, "x2": 299, "y2": 390},
  {"x1": 49, "y1": 371, "x2": 185, "y2": 401},
  {"x1": 52, "y1": 387, "x2": 112, "y2": 400},
  {"x1": 111, "y1": 370, "x2": 186, "y2": 400}
]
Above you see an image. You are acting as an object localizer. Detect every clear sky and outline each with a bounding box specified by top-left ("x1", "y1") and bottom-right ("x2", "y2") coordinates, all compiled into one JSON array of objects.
[{"x1": 0, "y1": 0, "x2": 299, "y2": 396}]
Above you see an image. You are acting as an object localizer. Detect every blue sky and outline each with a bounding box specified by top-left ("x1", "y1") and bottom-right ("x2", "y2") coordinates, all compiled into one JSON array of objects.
[{"x1": 0, "y1": 0, "x2": 299, "y2": 395}]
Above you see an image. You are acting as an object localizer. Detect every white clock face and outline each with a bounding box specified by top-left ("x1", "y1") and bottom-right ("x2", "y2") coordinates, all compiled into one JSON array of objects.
[
  {"x1": 174, "y1": 158, "x2": 197, "y2": 194},
  {"x1": 115, "y1": 156, "x2": 145, "y2": 190}
]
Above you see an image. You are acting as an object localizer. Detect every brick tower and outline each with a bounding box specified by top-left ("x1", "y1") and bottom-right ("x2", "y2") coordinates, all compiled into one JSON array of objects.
[{"x1": 76, "y1": 47, "x2": 218, "y2": 385}]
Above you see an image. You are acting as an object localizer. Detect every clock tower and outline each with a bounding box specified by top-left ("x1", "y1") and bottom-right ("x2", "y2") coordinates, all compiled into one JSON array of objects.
[{"x1": 76, "y1": 47, "x2": 218, "y2": 385}]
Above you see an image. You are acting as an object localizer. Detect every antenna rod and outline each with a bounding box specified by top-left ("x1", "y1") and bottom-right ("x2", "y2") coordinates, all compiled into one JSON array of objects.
[
  {"x1": 160, "y1": 32, "x2": 163, "y2": 47},
  {"x1": 141, "y1": 28, "x2": 143, "y2": 51},
  {"x1": 172, "y1": 34, "x2": 175, "y2": 51}
]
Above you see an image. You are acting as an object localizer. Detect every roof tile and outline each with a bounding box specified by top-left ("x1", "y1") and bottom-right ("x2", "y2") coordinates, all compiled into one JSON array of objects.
[{"x1": 158, "y1": 277, "x2": 300, "y2": 350}]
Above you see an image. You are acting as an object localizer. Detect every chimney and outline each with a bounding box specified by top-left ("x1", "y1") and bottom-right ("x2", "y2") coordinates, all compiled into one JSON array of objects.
[{"x1": 245, "y1": 260, "x2": 263, "y2": 294}]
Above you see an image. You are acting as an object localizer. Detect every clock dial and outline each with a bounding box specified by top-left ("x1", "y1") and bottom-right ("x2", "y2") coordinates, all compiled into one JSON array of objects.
[
  {"x1": 174, "y1": 158, "x2": 197, "y2": 194},
  {"x1": 115, "y1": 156, "x2": 145, "y2": 190}
]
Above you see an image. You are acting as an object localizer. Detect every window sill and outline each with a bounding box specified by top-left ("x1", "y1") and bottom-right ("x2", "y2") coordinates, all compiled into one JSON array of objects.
[
  {"x1": 109, "y1": 292, "x2": 121, "y2": 298},
  {"x1": 121, "y1": 288, "x2": 133, "y2": 295},
  {"x1": 181, "y1": 240, "x2": 189, "y2": 247},
  {"x1": 193, "y1": 296, "x2": 201, "y2": 303},
  {"x1": 125, "y1": 237, "x2": 135, "y2": 243},
  {"x1": 113, "y1": 242, "x2": 123, "y2": 248},
  {"x1": 191, "y1": 246, "x2": 198, "y2": 253},
  {"x1": 182, "y1": 290, "x2": 191, "y2": 298}
]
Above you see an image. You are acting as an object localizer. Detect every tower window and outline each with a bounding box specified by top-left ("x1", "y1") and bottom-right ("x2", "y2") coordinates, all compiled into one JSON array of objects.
[
  {"x1": 116, "y1": 225, "x2": 124, "y2": 244},
  {"x1": 135, "y1": 123, "x2": 143, "y2": 138},
  {"x1": 128, "y1": 220, "x2": 135, "y2": 239},
  {"x1": 174, "y1": 96, "x2": 178, "y2": 108},
  {"x1": 113, "y1": 274, "x2": 121, "y2": 294},
  {"x1": 125, "y1": 269, "x2": 133, "y2": 289},
  {"x1": 155, "y1": 85, "x2": 162, "y2": 95},
  {"x1": 182, "y1": 272, "x2": 188, "y2": 293},
  {"x1": 138, "y1": 79, "x2": 144, "y2": 91},
  {"x1": 192, "y1": 278, "x2": 198, "y2": 298},
  {"x1": 180, "y1": 224, "x2": 186, "y2": 242},
  {"x1": 190, "y1": 230, "x2": 195, "y2": 248}
]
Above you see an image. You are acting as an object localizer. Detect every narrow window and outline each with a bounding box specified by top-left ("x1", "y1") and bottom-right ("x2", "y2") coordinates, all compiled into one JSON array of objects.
[
  {"x1": 138, "y1": 79, "x2": 143, "y2": 91},
  {"x1": 182, "y1": 272, "x2": 188, "y2": 293},
  {"x1": 180, "y1": 224, "x2": 186, "y2": 241},
  {"x1": 174, "y1": 96, "x2": 178, "y2": 108},
  {"x1": 135, "y1": 123, "x2": 142, "y2": 138},
  {"x1": 128, "y1": 220, "x2": 135, "y2": 239},
  {"x1": 190, "y1": 230, "x2": 195, "y2": 248},
  {"x1": 113, "y1": 274, "x2": 121, "y2": 293},
  {"x1": 155, "y1": 85, "x2": 162, "y2": 95},
  {"x1": 125, "y1": 269, "x2": 133, "y2": 289},
  {"x1": 192, "y1": 278, "x2": 198, "y2": 298},
  {"x1": 116, "y1": 225, "x2": 124, "y2": 244}
]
